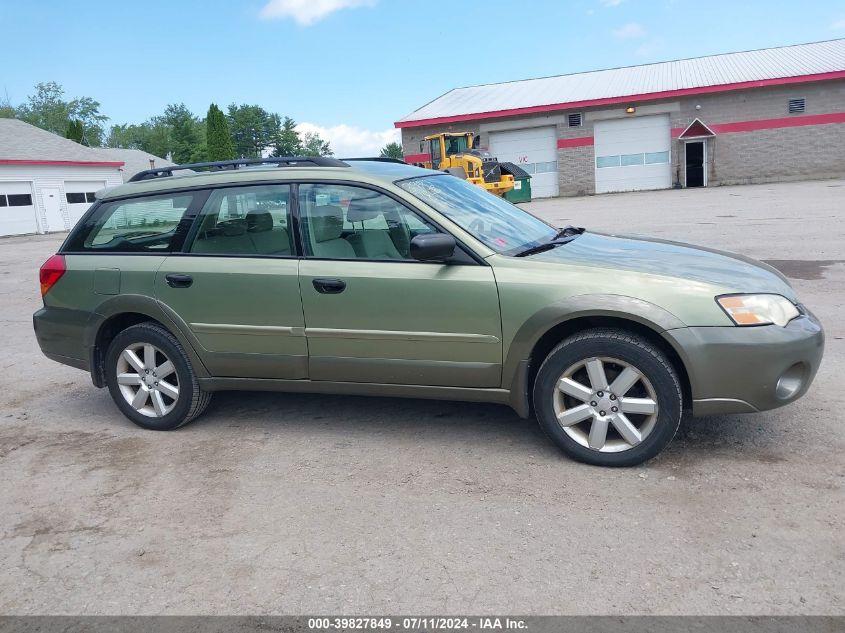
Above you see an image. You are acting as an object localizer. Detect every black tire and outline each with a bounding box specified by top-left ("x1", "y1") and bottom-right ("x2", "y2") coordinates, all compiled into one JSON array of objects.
[
  {"x1": 104, "y1": 322, "x2": 211, "y2": 431},
  {"x1": 533, "y1": 328, "x2": 682, "y2": 467}
]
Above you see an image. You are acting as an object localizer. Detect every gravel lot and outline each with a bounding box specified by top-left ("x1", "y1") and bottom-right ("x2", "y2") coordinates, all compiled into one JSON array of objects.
[{"x1": 1, "y1": 179, "x2": 843, "y2": 615}]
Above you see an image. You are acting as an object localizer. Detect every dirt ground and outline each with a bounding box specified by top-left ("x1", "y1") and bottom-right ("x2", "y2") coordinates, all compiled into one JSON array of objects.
[{"x1": 0, "y1": 178, "x2": 842, "y2": 615}]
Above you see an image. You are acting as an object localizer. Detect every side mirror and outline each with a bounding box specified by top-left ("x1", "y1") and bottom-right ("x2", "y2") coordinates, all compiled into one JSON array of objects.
[{"x1": 410, "y1": 233, "x2": 456, "y2": 262}]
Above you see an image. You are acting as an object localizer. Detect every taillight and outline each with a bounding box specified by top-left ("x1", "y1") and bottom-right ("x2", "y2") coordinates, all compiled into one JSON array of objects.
[{"x1": 40, "y1": 254, "x2": 66, "y2": 296}]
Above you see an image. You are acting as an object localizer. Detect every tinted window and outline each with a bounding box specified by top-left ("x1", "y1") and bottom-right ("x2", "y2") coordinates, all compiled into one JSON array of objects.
[
  {"x1": 0, "y1": 196, "x2": 6, "y2": 207},
  {"x1": 7, "y1": 194, "x2": 33, "y2": 206},
  {"x1": 70, "y1": 192, "x2": 195, "y2": 252},
  {"x1": 399, "y1": 175, "x2": 556, "y2": 255},
  {"x1": 85, "y1": 192, "x2": 96, "y2": 203},
  {"x1": 66, "y1": 192, "x2": 86, "y2": 204},
  {"x1": 299, "y1": 183, "x2": 437, "y2": 261},
  {"x1": 189, "y1": 184, "x2": 293, "y2": 256}
]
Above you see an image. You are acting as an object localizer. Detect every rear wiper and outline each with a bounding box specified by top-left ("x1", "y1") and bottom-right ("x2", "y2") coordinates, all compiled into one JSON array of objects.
[{"x1": 514, "y1": 226, "x2": 584, "y2": 257}]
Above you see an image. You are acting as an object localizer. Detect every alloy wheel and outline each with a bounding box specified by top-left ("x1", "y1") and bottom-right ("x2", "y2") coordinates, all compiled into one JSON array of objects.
[
  {"x1": 553, "y1": 356, "x2": 659, "y2": 453},
  {"x1": 115, "y1": 343, "x2": 179, "y2": 418}
]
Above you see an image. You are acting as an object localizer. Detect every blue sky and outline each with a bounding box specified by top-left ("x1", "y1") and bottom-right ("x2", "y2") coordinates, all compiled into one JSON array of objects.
[{"x1": 1, "y1": 0, "x2": 844, "y2": 154}]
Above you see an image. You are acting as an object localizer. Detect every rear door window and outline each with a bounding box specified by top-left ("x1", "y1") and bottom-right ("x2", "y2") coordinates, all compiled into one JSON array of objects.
[
  {"x1": 187, "y1": 184, "x2": 293, "y2": 256},
  {"x1": 67, "y1": 192, "x2": 197, "y2": 252}
]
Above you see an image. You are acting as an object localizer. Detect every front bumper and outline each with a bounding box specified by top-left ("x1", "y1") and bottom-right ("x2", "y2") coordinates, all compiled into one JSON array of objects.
[{"x1": 666, "y1": 312, "x2": 824, "y2": 416}]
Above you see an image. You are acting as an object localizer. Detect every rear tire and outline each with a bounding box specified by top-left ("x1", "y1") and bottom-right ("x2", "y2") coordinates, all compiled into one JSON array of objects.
[
  {"x1": 104, "y1": 322, "x2": 211, "y2": 431},
  {"x1": 533, "y1": 328, "x2": 682, "y2": 467}
]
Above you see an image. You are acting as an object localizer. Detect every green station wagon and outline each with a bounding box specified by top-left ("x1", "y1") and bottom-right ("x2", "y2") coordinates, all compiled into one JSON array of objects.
[{"x1": 33, "y1": 157, "x2": 824, "y2": 466}]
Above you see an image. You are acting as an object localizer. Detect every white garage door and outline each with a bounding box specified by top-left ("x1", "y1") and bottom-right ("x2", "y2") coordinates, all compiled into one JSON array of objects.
[
  {"x1": 489, "y1": 126, "x2": 559, "y2": 198},
  {"x1": 593, "y1": 115, "x2": 671, "y2": 194},
  {"x1": 0, "y1": 181, "x2": 38, "y2": 236},
  {"x1": 65, "y1": 180, "x2": 105, "y2": 226}
]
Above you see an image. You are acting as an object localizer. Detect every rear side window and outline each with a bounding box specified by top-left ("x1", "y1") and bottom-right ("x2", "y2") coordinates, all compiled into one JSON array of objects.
[
  {"x1": 188, "y1": 184, "x2": 293, "y2": 256},
  {"x1": 67, "y1": 192, "x2": 196, "y2": 252}
]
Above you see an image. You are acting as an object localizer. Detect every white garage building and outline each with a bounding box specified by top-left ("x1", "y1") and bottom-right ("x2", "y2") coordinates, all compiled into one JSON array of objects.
[{"x1": 0, "y1": 119, "x2": 124, "y2": 237}]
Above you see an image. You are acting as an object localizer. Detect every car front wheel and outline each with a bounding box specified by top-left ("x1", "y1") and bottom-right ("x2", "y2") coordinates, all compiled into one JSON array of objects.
[
  {"x1": 104, "y1": 322, "x2": 211, "y2": 430},
  {"x1": 533, "y1": 328, "x2": 682, "y2": 467}
]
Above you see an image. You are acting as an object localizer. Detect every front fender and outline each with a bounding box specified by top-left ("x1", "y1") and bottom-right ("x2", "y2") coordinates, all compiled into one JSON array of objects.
[{"x1": 502, "y1": 293, "x2": 687, "y2": 396}]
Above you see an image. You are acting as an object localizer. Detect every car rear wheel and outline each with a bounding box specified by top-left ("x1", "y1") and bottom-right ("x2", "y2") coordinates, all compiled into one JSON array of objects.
[
  {"x1": 105, "y1": 322, "x2": 211, "y2": 430},
  {"x1": 533, "y1": 328, "x2": 682, "y2": 467}
]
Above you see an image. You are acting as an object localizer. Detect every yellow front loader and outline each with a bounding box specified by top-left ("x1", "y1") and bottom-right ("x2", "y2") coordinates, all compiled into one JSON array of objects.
[{"x1": 414, "y1": 132, "x2": 519, "y2": 197}]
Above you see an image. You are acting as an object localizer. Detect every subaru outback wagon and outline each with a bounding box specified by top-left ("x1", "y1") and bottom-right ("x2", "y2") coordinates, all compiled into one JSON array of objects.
[{"x1": 33, "y1": 157, "x2": 824, "y2": 466}]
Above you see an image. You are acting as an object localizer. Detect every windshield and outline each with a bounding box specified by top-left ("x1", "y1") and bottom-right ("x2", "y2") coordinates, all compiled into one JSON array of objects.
[{"x1": 398, "y1": 175, "x2": 557, "y2": 255}]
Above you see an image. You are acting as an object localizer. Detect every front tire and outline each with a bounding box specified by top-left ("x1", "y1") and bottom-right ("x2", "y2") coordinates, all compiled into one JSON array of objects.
[
  {"x1": 105, "y1": 322, "x2": 211, "y2": 430},
  {"x1": 533, "y1": 328, "x2": 682, "y2": 467}
]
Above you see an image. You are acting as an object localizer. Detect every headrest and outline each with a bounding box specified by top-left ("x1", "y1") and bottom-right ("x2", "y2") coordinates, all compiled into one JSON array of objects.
[
  {"x1": 246, "y1": 210, "x2": 273, "y2": 233},
  {"x1": 220, "y1": 218, "x2": 247, "y2": 236},
  {"x1": 310, "y1": 205, "x2": 344, "y2": 243},
  {"x1": 345, "y1": 197, "x2": 382, "y2": 223}
]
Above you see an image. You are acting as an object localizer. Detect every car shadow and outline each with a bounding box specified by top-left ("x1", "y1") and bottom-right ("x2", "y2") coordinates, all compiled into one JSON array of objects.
[
  {"x1": 192, "y1": 389, "x2": 557, "y2": 454},
  {"x1": 187, "y1": 390, "x2": 786, "y2": 465}
]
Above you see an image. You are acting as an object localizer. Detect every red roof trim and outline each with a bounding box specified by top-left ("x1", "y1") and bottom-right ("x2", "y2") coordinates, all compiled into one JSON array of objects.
[
  {"x1": 395, "y1": 70, "x2": 845, "y2": 129},
  {"x1": 0, "y1": 159, "x2": 125, "y2": 167},
  {"x1": 557, "y1": 137, "x2": 594, "y2": 148}
]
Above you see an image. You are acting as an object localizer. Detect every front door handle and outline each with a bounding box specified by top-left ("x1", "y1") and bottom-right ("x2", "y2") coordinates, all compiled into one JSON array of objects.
[
  {"x1": 312, "y1": 278, "x2": 346, "y2": 294},
  {"x1": 165, "y1": 273, "x2": 193, "y2": 288}
]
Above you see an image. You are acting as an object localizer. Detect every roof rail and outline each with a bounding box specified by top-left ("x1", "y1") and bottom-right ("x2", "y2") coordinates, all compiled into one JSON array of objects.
[
  {"x1": 128, "y1": 156, "x2": 349, "y2": 182},
  {"x1": 342, "y1": 157, "x2": 407, "y2": 165}
]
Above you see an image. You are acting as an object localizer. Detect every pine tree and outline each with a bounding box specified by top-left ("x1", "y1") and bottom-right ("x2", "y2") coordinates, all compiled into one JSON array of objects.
[
  {"x1": 206, "y1": 103, "x2": 234, "y2": 161},
  {"x1": 65, "y1": 119, "x2": 86, "y2": 144}
]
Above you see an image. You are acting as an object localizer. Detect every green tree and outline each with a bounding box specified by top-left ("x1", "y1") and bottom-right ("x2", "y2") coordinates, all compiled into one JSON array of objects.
[
  {"x1": 301, "y1": 131, "x2": 333, "y2": 157},
  {"x1": 0, "y1": 95, "x2": 15, "y2": 119},
  {"x1": 270, "y1": 116, "x2": 302, "y2": 157},
  {"x1": 206, "y1": 103, "x2": 235, "y2": 161},
  {"x1": 379, "y1": 141, "x2": 404, "y2": 160},
  {"x1": 15, "y1": 82, "x2": 108, "y2": 146},
  {"x1": 227, "y1": 104, "x2": 274, "y2": 158},
  {"x1": 161, "y1": 103, "x2": 203, "y2": 164},
  {"x1": 65, "y1": 119, "x2": 85, "y2": 144}
]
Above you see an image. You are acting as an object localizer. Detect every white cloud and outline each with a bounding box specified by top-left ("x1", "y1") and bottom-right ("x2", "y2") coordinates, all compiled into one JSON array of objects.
[
  {"x1": 259, "y1": 0, "x2": 376, "y2": 25},
  {"x1": 297, "y1": 122, "x2": 399, "y2": 157},
  {"x1": 600, "y1": 0, "x2": 625, "y2": 6},
  {"x1": 612, "y1": 22, "x2": 646, "y2": 39},
  {"x1": 832, "y1": 18, "x2": 845, "y2": 30}
]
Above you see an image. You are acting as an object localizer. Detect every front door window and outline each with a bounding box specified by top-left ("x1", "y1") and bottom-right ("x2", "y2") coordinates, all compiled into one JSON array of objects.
[{"x1": 298, "y1": 183, "x2": 437, "y2": 260}]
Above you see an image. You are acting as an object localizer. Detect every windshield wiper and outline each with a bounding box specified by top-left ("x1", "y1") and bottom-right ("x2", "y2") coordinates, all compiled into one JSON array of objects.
[
  {"x1": 553, "y1": 225, "x2": 585, "y2": 240},
  {"x1": 514, "y1": 226, "x2": 584, "y2": 257}
]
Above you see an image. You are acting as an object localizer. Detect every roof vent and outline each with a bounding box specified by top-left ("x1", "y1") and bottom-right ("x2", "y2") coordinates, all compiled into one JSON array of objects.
[
  {"x1": 788, "y1": 98, "x2": 805, "y2": 114},
  {"x1": 568, "y1": 113, "x2": 583, "y2": 127}
]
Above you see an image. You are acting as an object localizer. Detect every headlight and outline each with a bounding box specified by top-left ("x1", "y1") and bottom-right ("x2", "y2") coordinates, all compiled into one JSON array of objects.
[{"x1": 716, "y1": 294, "x2": 800, "y2": 327}]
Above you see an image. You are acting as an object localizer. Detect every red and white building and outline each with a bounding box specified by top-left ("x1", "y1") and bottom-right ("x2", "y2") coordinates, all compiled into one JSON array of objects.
[
  {"x1": 397, "y1": 39, "x2": 845, "y2": 197},
  {"x1": 0, "y1": 119, "x2": 126, "y2": 237}
]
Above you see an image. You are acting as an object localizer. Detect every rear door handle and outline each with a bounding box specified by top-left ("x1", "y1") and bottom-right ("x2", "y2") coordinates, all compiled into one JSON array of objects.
[
  {"x1": 312, "y1": 278, "x2": 346, "y2": 294},
  {"x1": 165, "y1": 273, "x2": 193, "y2": 288}
]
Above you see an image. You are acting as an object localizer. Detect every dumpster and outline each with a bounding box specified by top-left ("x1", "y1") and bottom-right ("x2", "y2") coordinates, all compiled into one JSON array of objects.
[{"x1": 502, "y1": 163, "x2": 532, "y2": 203}]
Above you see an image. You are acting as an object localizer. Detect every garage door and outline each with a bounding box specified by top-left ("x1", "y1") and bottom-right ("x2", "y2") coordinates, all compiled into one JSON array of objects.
[
  {"x1": 489, "y1": 127, "x2": 559, "y2": 198},
  {"x1": 593, "y1": 115, "x2": 671, "y2": 194},
  {"x1": 65, "y1": 180, "x2": 105, "y2": 226},
  {"x1": 0, "y1": 181, "x2": 38, "y2": 236}
]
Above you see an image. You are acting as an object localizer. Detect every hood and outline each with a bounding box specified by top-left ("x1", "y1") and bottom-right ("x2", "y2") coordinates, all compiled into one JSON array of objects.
[{"x1": 532, "y1": 231, "x2": 795, "y2": 298}]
